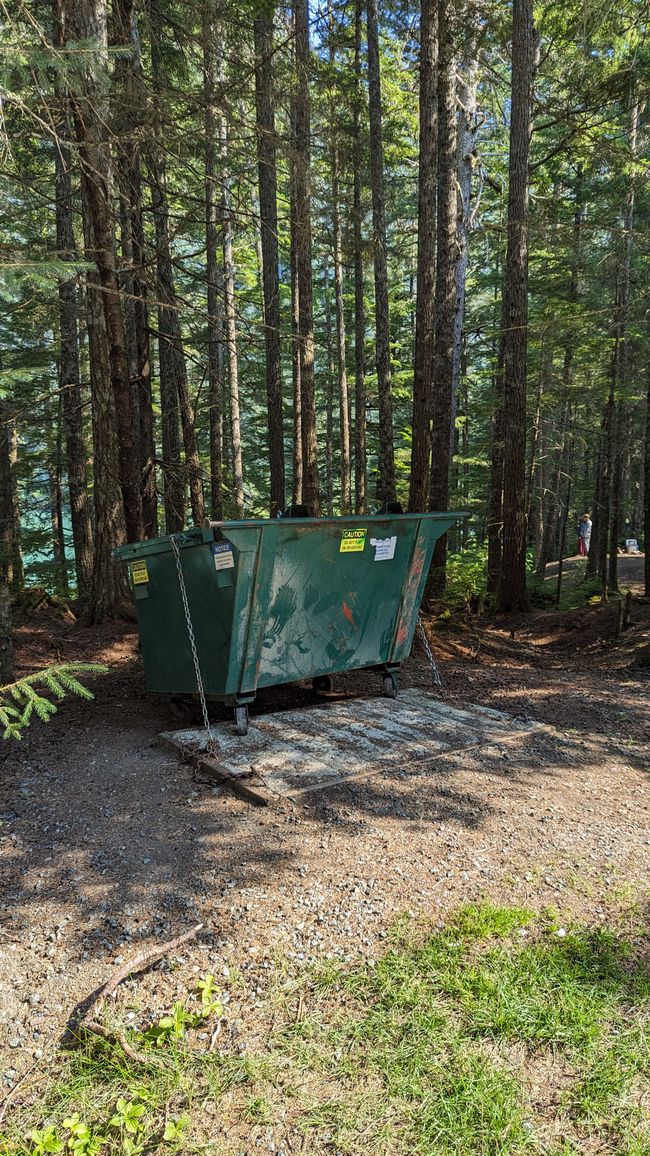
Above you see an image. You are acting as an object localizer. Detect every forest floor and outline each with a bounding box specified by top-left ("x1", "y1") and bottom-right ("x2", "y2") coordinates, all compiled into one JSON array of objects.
[{"x1": 1, "y1": 554, "x2": 649, "y2": 1152}]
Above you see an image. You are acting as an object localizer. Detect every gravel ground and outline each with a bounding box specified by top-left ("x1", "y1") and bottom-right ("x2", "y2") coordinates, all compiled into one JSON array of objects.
[{"x1": 1, "y1": 572, "x2": 649, "y2": 1098}]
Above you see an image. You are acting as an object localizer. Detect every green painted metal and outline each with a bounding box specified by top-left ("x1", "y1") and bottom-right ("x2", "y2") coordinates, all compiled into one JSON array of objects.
[{"x1": 114, "y1": 513, "x2": 467, "y2": 705}]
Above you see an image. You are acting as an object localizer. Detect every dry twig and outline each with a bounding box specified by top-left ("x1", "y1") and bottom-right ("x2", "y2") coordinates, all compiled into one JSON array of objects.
[{"x1": 67, "y1": 923, "x2": 203, "y2": 1065}]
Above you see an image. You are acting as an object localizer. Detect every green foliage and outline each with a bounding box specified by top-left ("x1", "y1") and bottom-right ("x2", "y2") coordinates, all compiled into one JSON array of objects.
[
  {"x1": 0, "y1": 664, "x2": 108, "y2": 740},
  {"x1": 3, "y1": 908, "x2": 649, "y2": 1155}
]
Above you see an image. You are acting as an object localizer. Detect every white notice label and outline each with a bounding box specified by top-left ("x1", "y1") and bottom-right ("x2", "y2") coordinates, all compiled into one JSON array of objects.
[
  {"x1": 370, "y1": 536, "x2": 397, "y2": 561},
  {"x1": 212, "y1": 542, "x2": 235, "y2": 570}
]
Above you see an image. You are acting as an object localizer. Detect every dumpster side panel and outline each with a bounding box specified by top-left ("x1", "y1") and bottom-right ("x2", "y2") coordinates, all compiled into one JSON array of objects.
[
  {"x1": 242, "y1": 518, "x2": 423, "y2": 691},
  {"x1": 389, "y1": 515, "x2": 457, "y2": 663},
  {"x1": 124, "y1": 538, "x2": 236, "y2": 696}
]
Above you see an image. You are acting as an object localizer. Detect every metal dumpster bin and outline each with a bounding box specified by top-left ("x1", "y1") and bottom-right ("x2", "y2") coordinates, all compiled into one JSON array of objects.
[{"x1": 114, "y1": 511, "x2": 467, "y2": 733}]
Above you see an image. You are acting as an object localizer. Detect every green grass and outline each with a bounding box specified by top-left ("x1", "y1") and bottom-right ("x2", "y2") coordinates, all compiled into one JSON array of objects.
[{"x1": 2, "y1": 904, "x2": 649, "y2": 1155}]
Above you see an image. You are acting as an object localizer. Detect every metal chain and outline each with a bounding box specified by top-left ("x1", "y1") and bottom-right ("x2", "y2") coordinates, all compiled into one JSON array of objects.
[
  {"x1": 169, "y1": 534, "x2": 219, "y2": 754},
  {"x1": 417, "y1": 615, "x2": 443, "y2": 691}
]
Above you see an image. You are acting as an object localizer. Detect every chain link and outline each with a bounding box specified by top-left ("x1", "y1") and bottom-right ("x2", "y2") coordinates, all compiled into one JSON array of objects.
[
  {"x1": 170, "y1": 534, "x2": 219, "y2": 754},
  {"x1": 417, "y1": 615, "x2": 443, "y2": 691}
]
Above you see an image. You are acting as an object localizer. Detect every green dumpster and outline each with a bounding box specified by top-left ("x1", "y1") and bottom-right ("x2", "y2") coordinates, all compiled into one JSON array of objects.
[{"x1": 114, "y1": 512, "x2": 467, "y2": 733}]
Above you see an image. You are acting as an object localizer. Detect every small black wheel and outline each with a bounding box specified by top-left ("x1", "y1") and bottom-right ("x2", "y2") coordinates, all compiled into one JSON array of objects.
[
  {"x1": 169, "y1": 696, "x2": 194, "y2": 725},
  {"x1": 312, "y1": 674, "x2": 332, "y2": 693},
  {"x1": 382, "y1": 673, "x2": 398, "y2": 699},
  {"x1": 234, "y1": 705, "x2": 249, "y2": 736}
]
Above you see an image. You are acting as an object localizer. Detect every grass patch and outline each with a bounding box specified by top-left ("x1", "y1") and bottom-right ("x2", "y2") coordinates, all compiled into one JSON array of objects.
[{"x1": 2, "y1": 906, "x2": 649, "y2": 1154}]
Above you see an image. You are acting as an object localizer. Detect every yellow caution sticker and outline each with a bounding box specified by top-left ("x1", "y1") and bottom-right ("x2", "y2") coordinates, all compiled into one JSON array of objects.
[
  {"x1": 130, "y1": 559, "x2": 149, "y2": 585},
  {"x1": 340, "y1": 529, "x2": 367, "y2": 553}
]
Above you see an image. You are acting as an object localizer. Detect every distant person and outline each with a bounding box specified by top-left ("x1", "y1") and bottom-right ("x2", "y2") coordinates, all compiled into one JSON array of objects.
[{"x1": 578, "y1": 513, "x2": 592, "y2": 556}]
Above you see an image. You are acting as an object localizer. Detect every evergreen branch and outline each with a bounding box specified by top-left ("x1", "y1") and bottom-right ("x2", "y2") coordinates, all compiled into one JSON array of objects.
[{"x1": 0, "y1": 663, "x2": 108, "y2": 740}]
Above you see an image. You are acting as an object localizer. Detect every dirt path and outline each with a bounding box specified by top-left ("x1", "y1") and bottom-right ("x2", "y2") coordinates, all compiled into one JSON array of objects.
[
  {"x1": 1, "y1": 593, "x2": 649, "y2": 1094},
  {"x1": 544, "y1": 551, "x2": 645, "y2": 590}
]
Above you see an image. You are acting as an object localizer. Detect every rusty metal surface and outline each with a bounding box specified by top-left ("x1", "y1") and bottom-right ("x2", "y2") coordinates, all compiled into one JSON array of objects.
[{"x1": 160, "y1": 690, "x2": 545, "y2": 801}]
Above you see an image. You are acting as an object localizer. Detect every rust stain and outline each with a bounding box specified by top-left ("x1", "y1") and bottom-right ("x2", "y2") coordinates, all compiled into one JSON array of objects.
[{"x1": 342, "y1": 600, "x2": 355, "y2": 625}]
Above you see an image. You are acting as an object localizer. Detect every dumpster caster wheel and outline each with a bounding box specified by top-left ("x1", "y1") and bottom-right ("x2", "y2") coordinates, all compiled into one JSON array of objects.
[
  {"x1": 312, "y1": 675, "x2": 332, "y2": 693},
  {"x1": 382, "y1": 674, "x2": 398, "y2": 699},
  {"x1": 234, "y1": 705, "x2": 249, "y2": 736},
  {"x1": 170, "y1": 696, "x2": 194, "y2": 725}
]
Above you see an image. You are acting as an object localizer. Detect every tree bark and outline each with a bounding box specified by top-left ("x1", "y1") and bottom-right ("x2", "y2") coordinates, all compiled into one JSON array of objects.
[
  {"x1": 289, "y1": 130, "x2": 303, "y2": 507},
  {"x1": 149, "y1": 2, "x2": 204, "y2": 529},
  {"x1": 366, "y1": 0, "x2": 395, "y2": 504},
  {"x1": 220, "y1": 117, "x2": 245, "y2": 519},
  {"x1": 428, "y1": 0, "x2": 458, "y2": 592},
  {"x1": 353, "y1": 0, "x2": 367, "y2": 513},
  {"x1": 0, "y1": 583, "x2": 12, "y2": 685},
  {"x1": 328, "y1": 0, "x2": 351, "y2": 516},
  {"x1": 112, "y1": 0, "x2": 157, "y2": 539},
  {"x1": 324, "y1": 259, "x2": 335, "y2": 515},
  {"x1": 53, "y1": 0, "x2": 94, "y2": 591},
  {"x1": 83, "y1": 256, "x2": 131, "y2": 621},
  {"x1": 451, "y1": 1, "x2": 481, "y2": 468},
  {"x1": 0, "y1": 398, "x2": 23, "y2": 592},
  {"x1": 486, "y1": 235, "x2": 503, "y2": 593},
  {"x1": 254, "y1": 8, "x2": 285, "y2": 516},
  {"x1": 645, "y1": 360, "x2": 650, "y2": 597},
  {"x1": 203, "y1": 0, "x2": 224, "y2": 521},
  {"x1": 53, "y1": 152, "x2": 94, "y2": 592},
  {"x1": 497, "y1": 0, "x2": 535, "y2": 612},
  {"x1": 409, "y1": 0, "x2": 437, "y2": 514},
  {"x1": 293, "y1": 0, "x2": 320, "y2": 515},
  {"x1": 606, "y1": 96, "x2": 638, "y2": 593},
  {"x1": 63, "y1": 0, "x2": 142, "y2": 544}
]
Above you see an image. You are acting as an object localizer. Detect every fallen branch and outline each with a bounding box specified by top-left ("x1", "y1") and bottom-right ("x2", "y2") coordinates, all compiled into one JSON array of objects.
[{"x1": 67, "y1": 923, "x2": 203, "y2": 1065}]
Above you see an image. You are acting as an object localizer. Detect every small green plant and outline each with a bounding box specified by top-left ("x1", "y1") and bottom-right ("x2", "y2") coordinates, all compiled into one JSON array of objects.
[
  {"x1": 144, "y1": 976, "x2": 223, "y2": 1047},
  {"x1": 107, "y1": 1098, "x2": 149, "y2": 1154},
  {"x1": 27, "y1": 1128, "x2": 62, "y2": 1155},
  {"x1": 0, "y1": 664, "x2": 108, "y2": 740},
  {"x1": 162, "y1": 1117, "x2": 189, "y2": 1143},
  {"x1": 196, "y1": 973, "x2": 223, "y2": 1020},
  {"x1": 145, "y1": 1002, "x2": 189, "y2": 1047},
  {"x1": 61, "y1": 1115, "x2": 104, "y2": 1155}
]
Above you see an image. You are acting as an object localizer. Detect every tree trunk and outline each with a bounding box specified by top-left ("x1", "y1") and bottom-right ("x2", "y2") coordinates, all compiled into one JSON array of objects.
[
  {"x1": 112, "y1": 0, "x2": 157, "y2": 539},
  {"x1": 53, "y1": 135, "x2": 94, "y2": 594},
  {"x1": 451, "y1": 2, "x2": 481, "y2": 466},
  {"x1": 220, "y1": 117, "x2": 245, "y2": 519},
  {"x1": 608, "y1": 400, "x2": 625, "y2": 591},
  {"x1": 366, "y1": 0, "x2": 395, "y2": 504},
  {"x1": 607, "y1": 97, "x2": 638, "y2": 594},
  {"x1": 254, "y1": 8, "x2": 286, "y2": 516},
  {"x1": 52, "y1": 1, "x2": 95, "y2": 592},
  {"x1": 149, "y1": 2, "x2": 204, "y2": 529},
  {"x1": 486, "y1": 235, "x2": 503, "y2": 593},
  {"x1": 324, "y1": 259, "x2": 335, "y2": 515},
  {"x1": 63, "y1": 0, "x2": 142, "y2": 544},
  {"x1": 49, "y1": 454, "x2": 69, "y2": 595},
  {"x1": 409, "y1": 0, "x2": 437, "y2": 514},
  {"x1": 0, "y1": 584, "x2": 12, "y2": 684},
  {"x1": 645, "y1": 360, "x2": 650, "y2": 597},
  {"x1": 290, "y1": 132, "x2": 303, "y2": 507},
  {"x1": 497, "y1": 0, "x2": 535, "y2": 612},
  {"x1": 84, "y1": 258, "x2": 131, "y2": 620},
  {"x1": 353, "y1": 0, "x2": 367, "y2": 513},
  {"x1": 428, "y1": 0, "x2": 458, "y2": 593},
  {"x1": 203, "y1": 0, "x2": 224, "y2": 521},
  {"x1": 327, "y1": 3, "x2": 352, "y2": 516},
  {"x1": 0, "y1": 398, "x2": 23, "y2": 592},
  {"x1": 293, "y1": 0, "x2": 320, "y2": 515}
]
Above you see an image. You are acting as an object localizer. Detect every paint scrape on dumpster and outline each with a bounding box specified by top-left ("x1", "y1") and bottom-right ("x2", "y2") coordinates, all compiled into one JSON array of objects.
[{"x1": 160, "y1": 689, "x2": 545, "y2": 803}]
